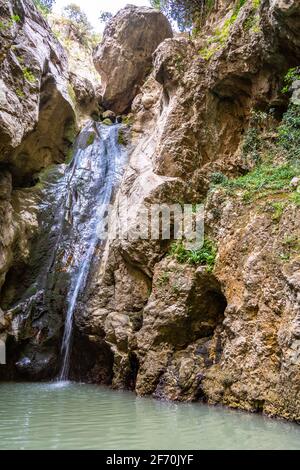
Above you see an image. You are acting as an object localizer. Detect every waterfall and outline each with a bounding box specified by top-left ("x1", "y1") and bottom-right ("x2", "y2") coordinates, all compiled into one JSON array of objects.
[
  {"x1": 5, "y1": 121, "x2": 127, "y2": 379},
  {"x1": 57, "y1": 122, "x2": 127, "y2": 380}
]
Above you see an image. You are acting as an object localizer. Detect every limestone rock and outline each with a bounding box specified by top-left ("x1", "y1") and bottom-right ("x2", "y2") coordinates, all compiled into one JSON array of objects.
[
  {"x1": 49, "y1": 15, "x2": 102, "y2": 118},
  {"x1": 75, "y1": 0, "x2": 300, "y2": 422},
  {"x1": 0, "y1": 0, "x2": 76, "y2": 184},
  {"x1": 93, "y1": 5, "x2": 173, "y2": 113}
]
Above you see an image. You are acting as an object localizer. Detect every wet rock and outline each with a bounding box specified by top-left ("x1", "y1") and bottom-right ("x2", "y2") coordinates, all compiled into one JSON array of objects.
[
  {"x1": 102, "y1": 118, "x2": 113, "y2": 126},
  {"x1": 69, "y1": 72, "x2": 95, "y2": 106},
  {"x1": 93, "y1": 5, "x2": 173, "y2": 113}
]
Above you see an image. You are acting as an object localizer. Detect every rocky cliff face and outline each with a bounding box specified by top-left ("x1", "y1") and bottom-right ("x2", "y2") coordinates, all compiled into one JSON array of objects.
[
  {"x1": 0, "y1": 0, "x2": 77, "y2": 377},
  {"x1": 74, "y1": 1, "x2": 300, "y2": 421},
  {"x1": 49, "y1": 15, "x2": 102, "y2": 121},
  {"x1": 1, "y1": 0, "x2": 300, "y2": 422},
  {"x1": 93, "y1": 5, "x2": 173, "y2": 114}
]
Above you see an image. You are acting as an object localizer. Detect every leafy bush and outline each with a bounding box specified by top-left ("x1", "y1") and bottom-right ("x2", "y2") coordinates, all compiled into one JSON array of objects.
[
  {"x1": 33, "y1": 0, "x2": 55, "y2": 15},
  {"x1": 0, "y1": 13, "x2": 21, "y2": 31},
  {"x1": 86, "y1": 133, "x2": 96, "y2": 147},
  {"x1": 242, "y1": 128, "x2": 261, "y2": 164},
  {"x1": 278, "y1": 104, "x2": 300, "y2": 162},
  {"x1": 242, "y1": 110, "x2": 268, "y2": 165},
  {"x1": 118, "y1": 129, "x2": 127, "y2": 146},
  {"x1": 281, "y1": 67, "x2": 300, "y2": 94},
  {"x1": 22, "y1": 67, "x2": 36, "y2": 83},
  {"x1": 169, "y1": 238, "x2": 217, "y2": 272},
  {"x1": 199, "y1": 0, "x2": 247, "y2": 59}
]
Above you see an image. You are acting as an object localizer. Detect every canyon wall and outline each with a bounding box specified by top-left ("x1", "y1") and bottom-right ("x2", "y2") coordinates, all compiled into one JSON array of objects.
[
  {"x1": 1, "y1": 0, "x2": 300, "y2": 422},
  {"x1": 77, "y1": 0, "x2": 300, "y2": 421},
  {"x1": 0, "y1": 0, "x2": 79, "y2": 377}
]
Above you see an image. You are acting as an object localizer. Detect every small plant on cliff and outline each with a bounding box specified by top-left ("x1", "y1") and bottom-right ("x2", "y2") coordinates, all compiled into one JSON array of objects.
[
  {"x1": 169, "y1": 238, "x2": 217, "y2": 272},
  {"x1": 278, "y1": 104, "x2": 300, "y2": 162},
  {"x1": 33, "y1": 0, "x2": 55, "y2": 15},
  {"x1": 241, "y1": 110, "x2": 268, "y2": 166},
  {"x1": 118, "y1": 129, "x2": 127, "y2": 146},
  {"x1": 16, "y1": 88, "x2": 25, "y2": 99},
  {"x1": 210, "y1": 172, "x2": 228, "y2": 185},
  {"x1": 199, "y1": 0, "x2": 247, "y2": 60},
  {"x1": 157, "y1": 272, "x2": 170, "y2": 286},
  {"x1": 86, "y1": 133, "x2": 96, "y2": 147},
  {"x1": 0, "y1": 13, "x2": 21, "y2": 31},
  {"x1": 22, "y1": 67, "x2": 36, "y2": 84},
  {"x1": 242, "y1": 128, "x2": 261, "y2": 165},
  {"x1": 271, "y1": 201, "x2": 286, "y2": 222}
]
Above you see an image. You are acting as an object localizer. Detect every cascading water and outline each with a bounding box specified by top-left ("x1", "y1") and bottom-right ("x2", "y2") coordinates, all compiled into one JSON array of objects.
[
  {"x1": 5, "y1": 121, "x2": 127, "y2": 380},
  {"x1": 58, "y1": 122, "x2": 127, "y2": 380}
]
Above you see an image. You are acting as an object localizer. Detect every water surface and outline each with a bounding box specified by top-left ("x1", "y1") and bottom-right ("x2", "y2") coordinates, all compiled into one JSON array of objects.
[{"x1": 0, "y1": 382, "x2": 299, "y2": 450}]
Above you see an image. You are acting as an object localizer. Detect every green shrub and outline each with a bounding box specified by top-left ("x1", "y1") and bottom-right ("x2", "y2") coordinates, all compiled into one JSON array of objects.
[
  {"x1": 242, "y1": 127, "x2": 261, "y2": 164},
  {"x1": 23, "y1": 68, "x2": 36, "y2": 83},
  {"x1": 86, "y1": 133, "x2": 96, "y2": 147},
  {"x1": 210, "y1": 172, "x2": 228, "y2": 185},
  {"x1": 169, "y1": 238, "x2": 217, "y2": 272},
  {"x1": 118, "y1": 129, "x2": 127, "y2": 146},
  {"x1": 271, "y1": 201, "x2": 286, "y2": 222},
  {"x1": 102, "y1": 118, "x2": 113, "y2": 126},
  {"x1": 290, "y1": 191, "x2": 300, "y2": 206},
  {"x1": 0, "y1": 13, "x2": 21, "y2": 31},
  {"x1": 281, "y1": 67, "x2": 300, "y2": 94},
  {"x1": 157, "y1": 272, "x2": 170, "y2": 286},
  {"x1": 16, "y1": 88, "x2": 25, "y2": 98}
]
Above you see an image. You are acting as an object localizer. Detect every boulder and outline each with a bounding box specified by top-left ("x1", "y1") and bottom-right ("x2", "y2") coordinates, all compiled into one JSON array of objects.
[{"x1": 93, "y1": 5, "x2": 173, "y2": 114}]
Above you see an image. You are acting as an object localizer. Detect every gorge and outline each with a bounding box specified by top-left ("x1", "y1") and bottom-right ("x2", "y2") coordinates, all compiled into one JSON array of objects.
[{"x1": 0, "y1": 0, "x2": 300, "y2": 449}]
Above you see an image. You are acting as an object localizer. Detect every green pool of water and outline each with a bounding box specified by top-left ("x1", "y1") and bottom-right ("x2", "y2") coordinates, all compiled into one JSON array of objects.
[{"x1": 0, "y1": 382, "x2": 299, "y2": 450}]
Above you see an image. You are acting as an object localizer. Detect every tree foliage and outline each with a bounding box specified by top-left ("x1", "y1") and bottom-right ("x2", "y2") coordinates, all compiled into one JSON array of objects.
[
  {"x1": 33, "y1": 0, "x2": 56, "y2": 15},
  {"x1": 63, "y1": 3, "x2": 92, "y2": 31},
  {"x1": 150, "y1": 0, "x2": 212, "y2": 31}
]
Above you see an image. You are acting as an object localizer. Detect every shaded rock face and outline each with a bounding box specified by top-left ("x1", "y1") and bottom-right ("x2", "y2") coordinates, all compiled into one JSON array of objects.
[
  {"x1": 71, "y1": 0, "x2": 300, "y2": 421},
  {"x1": 93, "y1": 5, "x2": 173, "y2": 114},
  {"x1": 0, "y1": 0, "x2": 77, "y2": 378},
  {"x1": 0, "y1": 0, "x2": 76, "y2": 293}
]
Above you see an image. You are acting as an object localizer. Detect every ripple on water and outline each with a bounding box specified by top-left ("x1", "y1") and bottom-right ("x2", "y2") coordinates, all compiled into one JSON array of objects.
[{"x1": 0, "y1": 382, "x2": 300, "y2": 450}]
